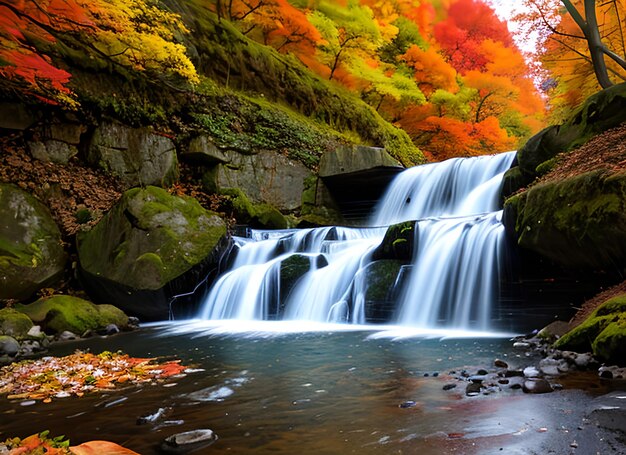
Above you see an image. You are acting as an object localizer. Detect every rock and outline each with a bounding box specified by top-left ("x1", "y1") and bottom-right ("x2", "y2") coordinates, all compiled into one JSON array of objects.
[
  {"x1": 539, "y1": 358, "x2": 562, "y2": 376},
  {"x1": 466, "y1": 382, "x2": 482, "y2": 396},
  {"x1": 555, "y1": 294, "x2": 626, "y2": 364},
  {"x1": 161, "y1": 429, "x2": 217, "y2": 453},
  {"x1": 468, "y1": 375, "x2": 486, "y2": 383},
  {"x1": 588, "y1": 392, "x2": 626, "y2": 433},
  {"x1": 220, "y1": 188, "x2": 288, "y2": 229},
  {"x1": 181, "y1": 135, "x2": 229, "y2": 165},
  {"x1": 360, "y1": 260, "x2": 405, "y2": 322},
  {"x1": 399, "y1": 400, "x2": 417, "y2": 408},
  {"x1": 16, "y1": 295, "x2": 129, "y2": 336},
  {"x1": 443, "y1": 384, "x2": 457, "y2": 391},
  {"x1": 516, "y1": 83, "x2": 626, "y2": 183},
  {"x1": 87, "y1": 121, "x2": 178, "y2": 189},
  {"x1": 573, "y1": 353, "x2": 594, "y2": 369},
  {"x1": 319, "y1": 145, "x2": 402, "y2": 178},
  {"x1": 0, "y1": 184, "x2": 66, "y2": 300},
  {"x1": 19, "y1": 339, "x2": 41, "y2": 356},
  {"x1": 523, "y1": 366, "x2": 541, "y2": 378},
  {"x1": 28, "y1": 140, "x2": 78, "y2": 164},
  {"x1": 0, "y1": 308, "x2": 34, "y2": 339},
  {"x1": 99, "y1": 324, "x2": 120, "y2": 335},
  {"x1": 476, "y1": 369, "x2": 489, "y2": 375},
  {"x1": 77, "y1": 186, "x2": 229, "y2": 320},
  {"x1": 57, "y1": 331, "x2": 78, "y2": 341},
  {"x1": 513, "y1": 341, "x2": 530, "y2": 349},
  {"x1": 599, "y1": 369, "x2": 613, "y2": 379},
  {"x1": 216, "y1": 150, "x2": 312, "y2": 212},
  {"x1": 0, "y1": 335, "x2": 20, "y2": 356},
  {"x1": 504, "y1": 369, "x2": 524, "y2": 377},
  {"x1": 26, "y1": 325, "x2": 44, "y2": 339},
  {"x1": 538, "y1": 320, "x2": 572, "y2": 340},
  {"x1": 371, "y1": 221, "x2": 417, "y2": 261},
  {"x1": 494, "y1": 359, "x2": 508, "y2": 368},
  {"x1": 523, "y1": 379, "x2": 553, "y2": 394},
  {"x1": 504, "y1": 171, "x2": 626, "y2": 270}
]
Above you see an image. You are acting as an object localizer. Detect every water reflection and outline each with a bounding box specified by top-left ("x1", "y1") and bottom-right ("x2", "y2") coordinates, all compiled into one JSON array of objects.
[{"x1": 0, "y1": 325, "x2": 611, "y2": 454}]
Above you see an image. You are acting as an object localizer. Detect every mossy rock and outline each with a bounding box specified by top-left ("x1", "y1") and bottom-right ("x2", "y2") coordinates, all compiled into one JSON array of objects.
[
  {"x1": 0, "y1": 184, "x2": 66, "y2": 300},
  {"x1": 0, "y1": 308, "x2": 34, "y2": 339},
  {"x1": 77, "y1": 186, "x2": 229, "y2": 320},
  {"x1": 517, "y1": 83, "x2": 626, "y2": 182},
  {"x1": 555, "y1": 294, "x2": 626, "y2": 363},
  {"x1": 362, "y1": 260, "x2": 404, "y2": 322},
  {"x1": 274, "y1": 254, "x2": 328, "y2": 318},
  {"x1": 16, "y1": 295, "x2": 128, "y2": 336},
  {"x1": 220, "y1": 188, "x2": 288, "y2": 229},
  {"x1": 504, "y1": 170, "x2": 626, "y2": 270},
  {"x1": 372, "y1": 221, "x2": 417, "y2": 261}
]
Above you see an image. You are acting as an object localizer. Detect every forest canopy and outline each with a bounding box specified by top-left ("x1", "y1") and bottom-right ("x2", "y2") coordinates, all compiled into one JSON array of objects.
[{"x1": 3, "y1": 0, "x2": 619, "y2": 160}]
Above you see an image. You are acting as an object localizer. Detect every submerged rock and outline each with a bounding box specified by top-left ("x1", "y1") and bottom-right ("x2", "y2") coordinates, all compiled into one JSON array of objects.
[
  {"x1": 0, "y1": 184, "x2": 66, "y2": 300},
  {"x1": 77, "y1": 186, "x2": 229, "y2": 320},
  {"x1": 523, "y1": 379, "x2": 553, "y2": 394},
  {"x1": 161, "y1": 429, "x2": 217, "y2": 453}
]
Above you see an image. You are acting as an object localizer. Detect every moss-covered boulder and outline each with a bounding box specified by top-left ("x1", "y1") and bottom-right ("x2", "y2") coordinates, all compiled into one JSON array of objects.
[
  {"x1": 0, "y1": 308, "x2": 34, "y2": 339},
  {"x1": 504, "y1": 171, "x2": 626, "y2": 270},
  {"x1": 555, "y1": 294, "x2": 626, "y2": 364},
  {"x1": 371, "y1": 221, "x2": 417, "y2": 261},
  {"x1": 0, "y1": 184, "x2": 66, "y2": 300},
  {"x1": 77, "y1": 186, "x2": 229, "y2": 320},
  {"x1": 220, "y1": 188, "x2": 288, "y2": 229},
  {"x1": 87, "y1": 121, "x2": 179, "y2": 189},
  {"x1": 509, "y1": 83, "x2": 626, "y2": 194},
  {"x1": 16, "y1": 295, "x2": 128, "y2": 336}
]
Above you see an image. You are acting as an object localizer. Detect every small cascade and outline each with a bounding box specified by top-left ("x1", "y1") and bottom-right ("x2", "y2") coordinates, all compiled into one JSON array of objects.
[{"x1": 198, "y1": 151, "x2": 516, "y2": 329}]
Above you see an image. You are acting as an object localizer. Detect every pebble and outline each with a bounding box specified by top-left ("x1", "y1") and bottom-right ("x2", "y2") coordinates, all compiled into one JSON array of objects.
[
  {"x1": 57, "y1": 331, "x2": 78, "y2": 341},
  {"x1": 494, "y1": 359, "x2": 508, "y2": 368},
  {"x1": 27, "y1": 325, "x2": 44, "y2": 338},
  {"x1": 442, "y1": 384, "x2": 457, "y2": 391},
  {"x1": 513, "y1": 341, "x2": 530, "y2": 349},
  {"x1": 399, "y1": 401, "x2": 417, "y2": 408},
  {"x1": 466, "y1": 383, "x2": 481, "y2": 396},
  {"x1": 523, "y1": 366, "x2": 541, "y2": 378}
]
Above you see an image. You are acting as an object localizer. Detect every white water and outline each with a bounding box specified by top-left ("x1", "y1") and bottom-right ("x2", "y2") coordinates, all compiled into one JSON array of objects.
[{"x1": 198, "y1": 151, "x2": 516, "y2": 330}]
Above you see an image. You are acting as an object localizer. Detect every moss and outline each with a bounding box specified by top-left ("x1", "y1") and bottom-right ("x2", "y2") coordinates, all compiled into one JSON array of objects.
[
  {"x1": 78, "y1": 186, "x2": 227, "y2": 290},
  {"x1": 364, "y1": 260, "x2": 403, "y2": 302},
  {"x1": 555, "y1": 293, "x2": 626, "y2": 363},
  {"x1": 373, "y1": 221, "x2": 416, "y2": 261},
  {"x1": 254, "y1": 204, "x2": 288, "y2": 229},
  {"x1": 0, "y1": 308, "x2": 34, "y2": 340},
  {"x1": 592, "y1": 315, "x2": 626, "y2": 363},
  {"x1": 505, "y1": 171, "x2": 626, "y2": 269},
  {"x1": 535, "y1": 156, "x2": 559, "y2": 176},
  {"x1": 16, "y1": 295, "x2": 128, "y2": 335}
]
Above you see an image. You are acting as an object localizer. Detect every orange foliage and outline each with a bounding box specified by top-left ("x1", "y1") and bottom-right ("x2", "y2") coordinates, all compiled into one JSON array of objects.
[{"x1": 401, "y1": 44, "x2": 458, "y2": 96}]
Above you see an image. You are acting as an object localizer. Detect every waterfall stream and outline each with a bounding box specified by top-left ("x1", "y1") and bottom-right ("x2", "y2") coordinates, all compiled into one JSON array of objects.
[{"x1": 198, "y1": 151, "x2": 516, "y2": 329}]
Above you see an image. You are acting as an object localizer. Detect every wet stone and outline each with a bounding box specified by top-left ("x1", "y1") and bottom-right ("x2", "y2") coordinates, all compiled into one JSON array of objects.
[
  {"x1": 505, "y1": 369, "x2": 524, "y2": 377},
  {"x1": 476, "y1": 369, "x2": 489, "y2": 375},
  {"x1": 522, "y1": 379, "x2": 553, "y2": 394},
  {"x1": 494, "y1": 359, "x2": 508, "y2": 368},
  {"x1": 161, "y1": 429, "x2": 217, "y2": 453},
  {"x1": 442, "y1": 384, "x2": 457, "y2": 391},
  {"x1": 466, "y1": 383, "x2": 482, "y2": 396},
  {"x1": 399, "y1": 401, "x2": 417, "y2": 408},
  {"x1": 523, "y1": 366, "x2": 541, "y2": 378}
]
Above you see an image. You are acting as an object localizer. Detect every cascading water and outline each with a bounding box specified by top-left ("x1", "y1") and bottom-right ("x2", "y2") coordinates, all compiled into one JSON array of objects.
[{"x1": 198, "y1": 151, "x2": 516, "y2": 330}]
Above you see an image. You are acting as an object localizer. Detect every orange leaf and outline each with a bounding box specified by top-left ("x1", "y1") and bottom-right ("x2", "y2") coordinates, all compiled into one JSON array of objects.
[{"x1": 70, "y1": 441, "x2": 141, "y2": 455}]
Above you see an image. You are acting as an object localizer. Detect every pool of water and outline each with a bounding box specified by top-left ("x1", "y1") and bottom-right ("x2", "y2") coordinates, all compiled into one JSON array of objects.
[{"x1": 0, "y1": 322, "x2": 619, "y2": 454}]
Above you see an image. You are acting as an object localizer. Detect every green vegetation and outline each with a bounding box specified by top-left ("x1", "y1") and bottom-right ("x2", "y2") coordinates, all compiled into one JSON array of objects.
[
  {"x1": 555, "y1": 294, "x2": 626, "y2": 363},
  {"x1": 0, "y1": 308, "x2": 34, "y2": 340},
  {"x1": 16, "y1": 295, "x2": 128, "y2": 336}
]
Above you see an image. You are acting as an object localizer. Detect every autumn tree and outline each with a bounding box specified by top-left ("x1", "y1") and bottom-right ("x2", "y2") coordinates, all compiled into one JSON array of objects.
[{"x1": 0, "y1": 0, "x2": 198, "y2": 106}]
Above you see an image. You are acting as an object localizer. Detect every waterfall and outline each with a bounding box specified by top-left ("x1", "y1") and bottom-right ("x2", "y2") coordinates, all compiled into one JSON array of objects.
[{"x1": 198, "y1": 151, "x2": 516, "y2": 329}]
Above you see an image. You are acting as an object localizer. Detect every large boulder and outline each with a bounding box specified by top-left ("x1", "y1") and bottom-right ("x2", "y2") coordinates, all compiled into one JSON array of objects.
[
  {"x1": 0, "y1": 184, "x2": 66, "y2": 300},
  {"x1": 77, "y1": 186, "x2": 229, "y2": 320},
  {"x1": 507, "y1": 83, "x2": 626, "y2": 195},
  {"x1": 319, "y1": 145, "x2": 404, "y2": 221},
  {"x1": 16, "y1": 295, "x2": 128, "y2": 336},
  {"x1": 214, "y1": 150, "x2": 312, "y2": 212},
  {"x1": 361, "y1": 260, "x2": 405, "y2": 322},
  {"x1": 504, "y1": 170, "x2": 626, "y2": 270},
  {"x1": 28, "y1": 122, "x2": 86, "y2": 164},
  {"x1": 371, "y1": 221, "x2": 417, "y2": 261},
  {"x1": 87, "y1": 121, "x2": 178, "y2": 188}
]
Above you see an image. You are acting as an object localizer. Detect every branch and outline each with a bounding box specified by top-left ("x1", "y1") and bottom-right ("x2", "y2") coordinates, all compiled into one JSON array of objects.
[{"x1": 528, "y1": 0, "x2": 585, "y2": 40}]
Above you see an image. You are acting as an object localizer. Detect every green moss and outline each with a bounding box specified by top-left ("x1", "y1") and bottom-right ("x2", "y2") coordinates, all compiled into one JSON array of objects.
[
  {"x1": 505, "y1": 171, "x2": 626, "y2": 268},
  {"x1": 254, "y1": 204, "x2": 288, "y2": 229},
  {"x1": 364, "y1": 260, "x2": 403, "y2": 302},
  {"x1": 78, "y1": 186, "x2": 227, "y2": 290},
  {"x1": 16, "y1": 295, "x2": 128, "y2": 335},
  {"x1": 373, "y1": 221, "x2": 416, "y2": 261},
  {"x1": 0, "y1": 308, "x2": 34, "y2": 340},
  {"x1": 555, "y1": 293, "x2": 626, "y2": 363},
  {"x1": 535, "y1": 156, "x2": 559, "y2": 176}
]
